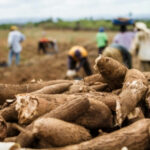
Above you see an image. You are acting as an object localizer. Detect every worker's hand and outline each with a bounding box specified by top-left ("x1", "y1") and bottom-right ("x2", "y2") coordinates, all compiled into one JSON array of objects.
[{"x1": 66, "y1": 70, "x2": 77, "y2": 78}]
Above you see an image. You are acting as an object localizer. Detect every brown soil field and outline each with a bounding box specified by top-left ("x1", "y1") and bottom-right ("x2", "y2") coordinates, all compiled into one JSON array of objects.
[{"x1": 0, "y1": 29, "x2": 139, "y2": 84}]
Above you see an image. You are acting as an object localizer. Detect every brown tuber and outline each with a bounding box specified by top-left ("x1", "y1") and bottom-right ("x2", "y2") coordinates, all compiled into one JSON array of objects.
[
  {"x1": 94, "y1": 55, "x2": 127, "y2": 89},
  {"x1": 116, "y1": 69, "x2": 148, "y2": 126}
]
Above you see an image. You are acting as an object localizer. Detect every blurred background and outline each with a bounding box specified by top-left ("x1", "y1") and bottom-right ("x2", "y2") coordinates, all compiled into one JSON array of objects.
[{"x1": 0, "y1": 0, "x2": 150, "y2": 84}]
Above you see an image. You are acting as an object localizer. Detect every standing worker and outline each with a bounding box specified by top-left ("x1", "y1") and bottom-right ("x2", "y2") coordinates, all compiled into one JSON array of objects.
[
  {"x1": 96, "y1": 27, "x2": 108, "y2": 54},
  {"x1": 131, "y1": 22, "x2": 150, "y2": 71},
  {"x1": 103, "y1": 18, "x2": 135, "y2": 68},
  {"x1": 113, "y1": 25, "x2": 135, "y2": 52},
  {"x1": 8, "y1": 26, "x2": 25, "y2": 66},
  {"x1": 66, "y1": 46, "x2": 92, "y2": 78}
]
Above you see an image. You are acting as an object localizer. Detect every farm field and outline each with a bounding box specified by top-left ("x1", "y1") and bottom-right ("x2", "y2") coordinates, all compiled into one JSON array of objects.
[{"x1": 0, "y1": 28, "x2": 139, "y2": 84}]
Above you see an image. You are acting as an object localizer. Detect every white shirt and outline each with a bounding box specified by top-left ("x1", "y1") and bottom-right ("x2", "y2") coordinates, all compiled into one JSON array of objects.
[
  {"x1": 131, "y1": 30, "x2": 150, "y2": 61},
  {"x1": 113, "y1": 31, "x2": 135, "y2": 51},
  {"x1": 8, "y1": 30, "x2": 25, "y2": 53}
]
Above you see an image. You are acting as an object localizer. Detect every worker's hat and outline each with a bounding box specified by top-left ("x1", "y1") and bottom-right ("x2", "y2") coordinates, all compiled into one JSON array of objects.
[
  {"x1": 99, "y1": 27, "x2": 105, "y2": 32},
  {"x1": 10, "y1": 26, "x2": 18, "y2": 31},
  {"x1": 135, "y1": 22, "x2": 147, "y2": 31}
]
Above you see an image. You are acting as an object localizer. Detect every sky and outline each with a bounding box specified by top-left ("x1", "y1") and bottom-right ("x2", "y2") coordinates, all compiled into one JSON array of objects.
[{"x1": 0, "y1": 0, "x2": 150, "y2": 21}]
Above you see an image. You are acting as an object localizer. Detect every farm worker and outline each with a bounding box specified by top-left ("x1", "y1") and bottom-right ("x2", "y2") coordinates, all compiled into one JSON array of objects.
[
  {"x1": 66, "y1": 46, "x2": 92, "y2": 78},
  {"x1": 102, "y1": 43, "x2": 132, "y2": 68},
  {"x1": 38, "y1": 38, "x2": 58, "y2": 54},
  {"x1": 131, "y1": 22, "x2": 150, "y2": 71},
  {"x1": 8, "y1": 26, "x2": 25, "y2": 66},
  {"x1": 113, "y1": 25, "x2": 135, "y2": 52},
  {"x1": 96, "y1": 27, "x2": 108, "y2": 54}
]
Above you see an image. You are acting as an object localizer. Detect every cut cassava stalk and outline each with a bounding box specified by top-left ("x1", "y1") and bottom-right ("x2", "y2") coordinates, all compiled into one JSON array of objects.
[
  {"x1": 0, "y1": 80, "x2": 72, "y2": 104},
  {"x1": 94, "y1": 55, "x2": 127, "y2": 89},
  {"x1": 15, "y1": 94, "x2": 54, "y2": 125},
  {"x1": 32, "y1": 118, "x2": 92, "y2": 147},
  {"x1": 15, "y1": 96, "x2": 90, "y2": 147},
  {"x1": 47, "y1": 119, "x2": 150, "y2": 150},
  {"x1": 31, "y1": 83, "x2": 72, "y2": 94},
  {"x1": 75, "y1": 99, "x2": 113, "y2": 129},
  {"x1": 116, "y1": 69, "x2": 148, "y2": 126}
]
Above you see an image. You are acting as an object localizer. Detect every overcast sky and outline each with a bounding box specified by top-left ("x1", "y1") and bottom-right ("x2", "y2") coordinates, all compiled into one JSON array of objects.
[{"x1": 0, "y1": 0, "x2": 149, "y2": 20}]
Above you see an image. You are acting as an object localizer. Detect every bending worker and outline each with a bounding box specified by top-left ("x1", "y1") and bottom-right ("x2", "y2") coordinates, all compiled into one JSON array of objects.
[
  {"x1": 66, "y1": 46, "x2": 92, "y2": 78},
  {"x1": 38, "y1": 37, "x2": 58, "y2": 54}
]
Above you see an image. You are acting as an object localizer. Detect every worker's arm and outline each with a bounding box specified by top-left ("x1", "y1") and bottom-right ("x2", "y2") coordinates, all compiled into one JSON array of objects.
[
  {"x1": 76, "y1": 57, "x2": 86, "y2": 71},
  {"x1": 68, "y1": 56, "x2": 74, "y2": 69},
  {"x1": 20, "y1": 33, "x2": 25, "y2": 43}
]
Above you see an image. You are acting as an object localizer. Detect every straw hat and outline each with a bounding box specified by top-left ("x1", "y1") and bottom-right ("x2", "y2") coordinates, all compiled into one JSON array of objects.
[
  {"x1": 10, "y1": 26, "x2": 18, "y2": 31},
  {"x1": 135, "y1": 22, "x2": 147, "y2": 31}
]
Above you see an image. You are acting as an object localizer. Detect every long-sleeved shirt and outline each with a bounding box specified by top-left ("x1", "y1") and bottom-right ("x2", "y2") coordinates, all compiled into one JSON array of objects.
[
  {"x1": 113, "y1": 31, "x2": 135, "y2": 51},
  {"x1": 131, "y1": 30, "x2": 150, "y2": 61},
  {"x1": 8, "y1": 30, "x2": 25, "y2": 53}
]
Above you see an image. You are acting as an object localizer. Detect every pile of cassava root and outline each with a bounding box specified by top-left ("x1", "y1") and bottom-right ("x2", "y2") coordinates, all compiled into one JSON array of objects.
[{"x1": 1, "y1": 56, "x2": 150, "y2": 150}]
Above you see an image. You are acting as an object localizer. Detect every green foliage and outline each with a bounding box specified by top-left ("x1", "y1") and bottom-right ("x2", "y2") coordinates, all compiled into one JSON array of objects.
[
  {"x1": 1, "y1": 18, "x2": 150, "y2": 31},
  {"x1": 0, "y1": 24, "x2": 12, "y2": 30}
]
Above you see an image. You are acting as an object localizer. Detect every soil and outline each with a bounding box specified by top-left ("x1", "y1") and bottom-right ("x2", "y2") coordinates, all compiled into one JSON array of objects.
[{"x1": 0, "y1": 29, "x2": 140, "y2": 84}]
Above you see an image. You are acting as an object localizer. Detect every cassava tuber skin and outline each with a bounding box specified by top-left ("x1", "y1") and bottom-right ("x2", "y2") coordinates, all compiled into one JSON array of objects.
[
  {"x1": 6, "y1": 123, "x2": 20, "y2": 137},
  {"x1": 15, "y1": 94, "x2": 88, "y2": 125},
  {"x1": 15, "y1": 96, "x2": 89, "y2": 147},
  {"x1": 116, "y1": 69, "x2": 148, "y2": 126},
  {"x1": 75, "y1": 99, "x2": 113, "y2": 129},
  {"x1": 84, "y1": 92, "x2": 119, "y2": 111},
  {"x1": 94, "y1": 55, "x2": 127, "y2": 89},
  {"x1": 32, "y1": 118, "x2": 92, "y2": 147},
  {"x1": 47, "y1": 119, "x2": 150, "y2": 150},
  {"x1": 31, "y1": 83, "x2": 72, "y2": 94},
  {"x1": 90, "y1": 83, "x2": 108, "y2": 92},
  {"x1": 43, "y1": 96, "x2": 90, "y2": 122},
  {"x1": 29, "y1": 92, "x2": 118, "y2": 111},
  {"x1": 0, "y1": 80, "x2": 72, "y2": 104},
  {"x1": 4, "y1": 136, "x2": 17, "y2": 143},
  {"x1": 127, "y1": 107, "x2": 145, "y2": 124},
  {"x1": 84, "y1": 73, "x2": 106, "y2": 85},
  {"x1": 67, "y1": 80, "x2": 95, "y2": 93},
  {"x1": 0, "y1": 102, "x2": 18, "y2": 122},
  {"x1": 143, "y1": 72, "x2": 150, "y2": 83},
  {"x1": 145, "y1": 85, "x2": 150, "y2": 117},
  {"x1": 0, "y1": 116, "x2": 7, "y2": 140}
]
